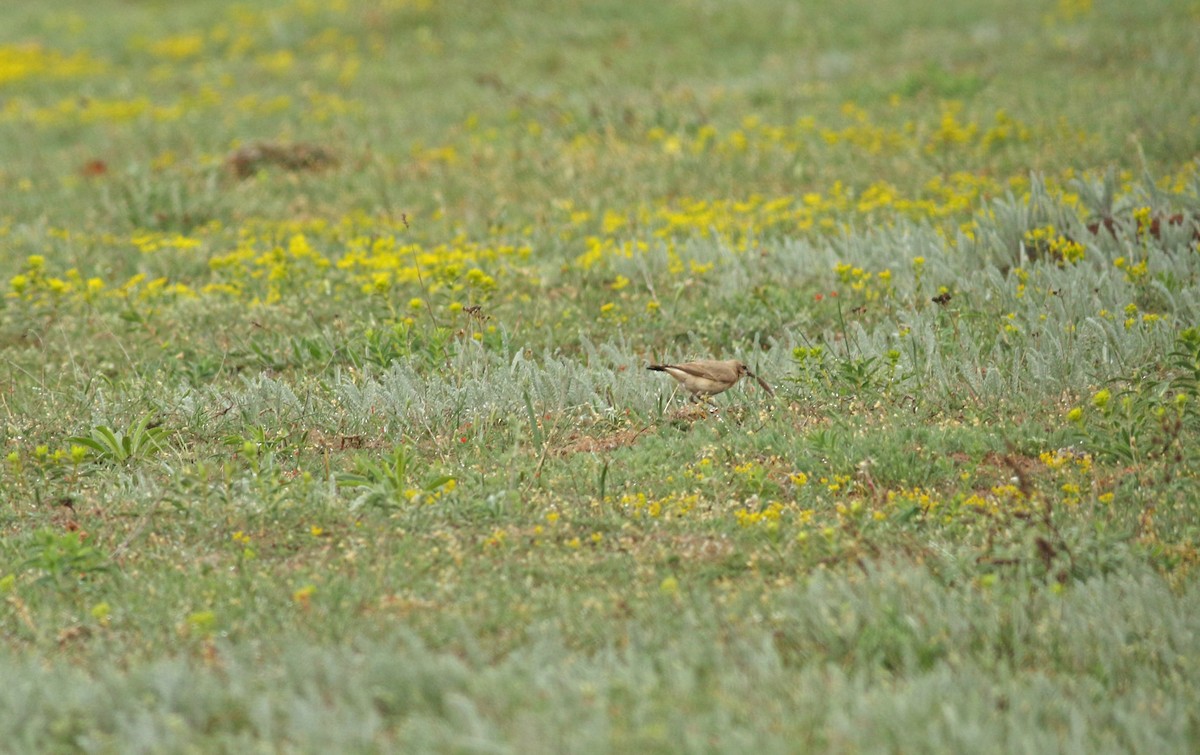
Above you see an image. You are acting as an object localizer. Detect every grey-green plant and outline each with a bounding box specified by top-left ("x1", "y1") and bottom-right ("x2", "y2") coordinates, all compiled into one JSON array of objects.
[
  {"x1": 65, "y1": 414, "x2": 168, "y2": 465},
  {"x1": 337, "y1": 446, "x2": 455, "y2": 511}
]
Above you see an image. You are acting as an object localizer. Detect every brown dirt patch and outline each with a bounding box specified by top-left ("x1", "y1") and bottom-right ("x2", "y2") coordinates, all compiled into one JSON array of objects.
[{"x1": 553, "y1": 427, "x2": 648, "y2": 457}]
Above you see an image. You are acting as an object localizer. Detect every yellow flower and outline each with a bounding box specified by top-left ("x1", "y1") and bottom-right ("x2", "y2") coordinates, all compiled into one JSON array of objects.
[
  {"x1": 186, "y1": 610, "x2": 217, "y2": 632},
  {"x1": 1040, "y1": 450, "x2": 1070, "y2": 469},
  {"x1": 149, "y1": 33, "x2": 204, "y2": 60},
  {"x1": 293, "y1": 585, "x2": 316, "y2": 605},
  {"x1": 1091, "y1": 389, "x2": 1111, "y2": 410},
  {"x1": 1133, "y1": 206, "x2": 1152, "y2": 232}
]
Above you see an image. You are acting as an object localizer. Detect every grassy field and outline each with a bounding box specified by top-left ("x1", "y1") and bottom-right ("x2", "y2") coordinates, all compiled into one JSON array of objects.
[{"x1": 3, "y1": 0, "x2": 1200, "y2": 751}]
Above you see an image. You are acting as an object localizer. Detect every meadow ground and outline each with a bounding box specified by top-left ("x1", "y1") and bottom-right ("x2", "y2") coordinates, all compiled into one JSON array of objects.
[{"x1": 2, "y1": 0, "x2": 1200, "y2": 751}]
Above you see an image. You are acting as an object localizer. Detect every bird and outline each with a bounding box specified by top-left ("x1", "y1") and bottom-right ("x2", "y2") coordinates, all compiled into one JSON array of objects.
[{"x1": 647, "y1": 359, "x2": 773, "y2": 401}]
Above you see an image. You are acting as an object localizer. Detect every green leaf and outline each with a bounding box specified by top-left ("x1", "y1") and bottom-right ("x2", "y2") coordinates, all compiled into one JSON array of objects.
[
  {"x1": 422, "y1": 475, "x2": 455, "y2": 492},
  {"x1": 65, "y1": 436, "x2": 108, "y2": 454}
]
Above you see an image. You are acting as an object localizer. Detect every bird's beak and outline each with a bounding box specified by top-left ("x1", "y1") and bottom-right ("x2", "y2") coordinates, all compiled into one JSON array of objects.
[{"x1": 746, "y1": 367, "x2": 774, "y2": 396}]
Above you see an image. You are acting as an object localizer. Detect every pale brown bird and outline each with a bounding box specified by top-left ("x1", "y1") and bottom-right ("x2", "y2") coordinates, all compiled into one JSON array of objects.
[{"x1": 647, "y1": 359, "x2": 774, "y2": 401}]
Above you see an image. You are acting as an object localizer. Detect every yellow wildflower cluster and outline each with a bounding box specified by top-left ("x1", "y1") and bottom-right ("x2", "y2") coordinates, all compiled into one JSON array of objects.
[
  {"x1": 0, "y1": 43, "x2": 104, "y2": 86},
  {"x1": 1039, "y1": 449, "x2": 1094, "y2": 507},
  {"x1": 819, "y1": 103, "x2": 906, "y2": 154},
  {"x1": 1090, "y1": 304, "x2": 1165, "y2": 332},
  {"x1": 955, "y1": 484, "x2": 1029, "y2": 519},
  {"x1": 1113, "y1": 255, "x2": 1148, "y2": 282},
  {"x1": 1039, "y1": 449, "x2": 1091, "y2": 472},
  {"x1": 732, "y1": 459, "x2": 769, "y2": 494},
  {"x1": 8, "y1": 256, "x2": 107, "y2": 307},
  {"x1": 568, "y1": 179, "x2": 1015, "y2": 271},
  {"x1": 926, "y1": 101, "x2": 978, "y2": 151},
  {"x1": 7, "y1": 218, "x2": 527, "y2": 314},
  {"x1": 641, "y1": 102, "x2": 1032, "y2": 162},
  {"x1": 681, "y1": 456, "x2": 713, "y2": 482},
  {"x1": 5, "y1": 443, "x2": 90, "y2": 475},
  {"x1": 131, "y1": 231, "x2": 206, "y2": 254},
  {"x1": 1023, "y1": 226, "x2": 1086, "y2": 266},
  {"x1": 559, "y1": 167, "x2": 1115, "y2": 278},
  {"x1": 616, "y1": 491, "x2": 700, "y2": 520},
  {"x1": 834, "y1": 262, "x2": 894, "y2": 301},
  {"x1": 3, "y1": 92, "x2": 222, "y2": 127},
  {"x1": 822, "y1": 474, "x2": 852, "y2": 494},
  {"x1": 7, "y1": 260, "x2": 188, "y2": 309},
  {"x1": 7, "y1": 255, "x2": 199, "y2": 312},
  {"x1": 397, "y1": 477, "x2": 456, "y2": 507},
  {"x1": 735, "y1": 501, "x2": 788, "y2": 529},
  {"x1": 884, "y1": 487, "x2": 940, "y2": 513},
  {"x1": 144, "y1": 33, "x2": 206, "y2": 61}
]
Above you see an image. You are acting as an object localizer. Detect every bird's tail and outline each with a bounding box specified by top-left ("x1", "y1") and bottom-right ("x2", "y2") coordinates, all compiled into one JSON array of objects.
[{"x1": 646, "y1": 364, "x2": 668, "y2": 372}]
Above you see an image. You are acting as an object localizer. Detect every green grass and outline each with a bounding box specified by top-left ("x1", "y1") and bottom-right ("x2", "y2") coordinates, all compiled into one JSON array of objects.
[{"x1": 3, "y1": 0, "x2": 1200, "y2": 751}]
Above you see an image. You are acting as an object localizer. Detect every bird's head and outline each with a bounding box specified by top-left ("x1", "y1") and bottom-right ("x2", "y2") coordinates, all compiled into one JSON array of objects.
[{"x1": 736, "y1": 361, "x2": 775, "y2": 396}]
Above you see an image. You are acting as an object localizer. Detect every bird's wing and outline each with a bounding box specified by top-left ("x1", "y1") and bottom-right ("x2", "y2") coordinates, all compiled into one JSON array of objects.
[{"x1": 669, "y1": 362, "x2": 726, "y2": 380}]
